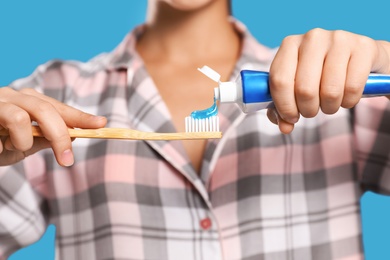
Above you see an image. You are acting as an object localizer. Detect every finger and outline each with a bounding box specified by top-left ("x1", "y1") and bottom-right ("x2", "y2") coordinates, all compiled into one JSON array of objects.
[
  {"x1": 266, "y1": 108, "x2": 295, "y2": 134},
  {"x1": 320, "y1": 32, "x2": 351, "y2": 114},
  {"x1": 269, "y1": 35, "x2": 301, "y2": 124},
  {"x1": 0, "y1": 134, "x2": 72, "y2": 166},
  {"x1": 19, "y1": 88, "x2": 107, "y2": 129},
  {"x1": 342, "y1": 39, "x2": 374, "y2": 108},
  {"x1": 2, "y1": 89, "x2": 75, "y2": 166},
  {"x1": 0, "y1": 102, "x2": 34, "y2": 151},
  {"x1": 278, "y1": 118, "x2": 295, "y2": 134},
  {"x1": 295, "y1": 28, "x2": 329, "y2": 118}
]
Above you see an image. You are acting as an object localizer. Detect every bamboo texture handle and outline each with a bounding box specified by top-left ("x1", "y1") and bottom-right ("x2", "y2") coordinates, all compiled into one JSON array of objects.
[{"x1": 0, "y1": 125, "x2": 222, "y2": 140}]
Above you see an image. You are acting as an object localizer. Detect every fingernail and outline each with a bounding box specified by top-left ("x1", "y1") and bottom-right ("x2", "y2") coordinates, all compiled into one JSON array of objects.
[
  {"x1": 283, "y1": 116, "x2": 299, "y2": 124},
  {"x1": 61, "y1": 149, "x2": 74, "y2": 167},
  {"x1": 273, "y1": 110, "x2": 279, "y2": 125},
  {"x1": 94, "y1": 116, "x2": 106, "y2": 121}
]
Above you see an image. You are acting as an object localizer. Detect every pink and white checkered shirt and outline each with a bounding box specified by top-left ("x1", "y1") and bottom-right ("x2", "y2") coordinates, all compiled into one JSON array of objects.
[{"x1": 1, "y1": 21, "x2": 390, "y2": 260}]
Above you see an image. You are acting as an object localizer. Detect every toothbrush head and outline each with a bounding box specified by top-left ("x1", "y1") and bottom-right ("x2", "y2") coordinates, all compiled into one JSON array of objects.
[{"x1": 185, "y1": 115, "x2": 220, "y2": 133}]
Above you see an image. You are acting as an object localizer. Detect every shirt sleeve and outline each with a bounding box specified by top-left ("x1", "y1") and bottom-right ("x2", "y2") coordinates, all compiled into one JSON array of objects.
[
  {"x1": 0, "y1": 162, "x2": 48, "y2": 259},
  {"x1": 0, "y1": 66, "x2": 51, "y2": 259},
  {"x1": 355, "y1": 97, "x2": 390, "y2": 195}
]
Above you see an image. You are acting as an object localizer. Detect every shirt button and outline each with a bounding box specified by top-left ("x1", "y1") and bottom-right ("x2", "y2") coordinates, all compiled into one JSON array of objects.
[{"x1": 200, "y1": 217, "x2": 212, "y2": 230}]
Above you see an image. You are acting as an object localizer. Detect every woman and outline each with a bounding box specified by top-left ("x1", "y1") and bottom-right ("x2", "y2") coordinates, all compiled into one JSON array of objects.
[{"x1": 1, "y1": 0, "x2": 390, "y2": 259}]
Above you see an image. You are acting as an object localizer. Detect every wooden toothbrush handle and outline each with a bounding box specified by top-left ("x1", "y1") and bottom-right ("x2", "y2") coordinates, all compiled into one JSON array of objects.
[{"x1": 0, "y1": 125, "x2": 222, "y2": 140}]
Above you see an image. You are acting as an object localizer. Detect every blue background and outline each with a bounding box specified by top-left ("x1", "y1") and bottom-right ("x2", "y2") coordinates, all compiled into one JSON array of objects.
[{"x1": 1, "y1": 0, "x2": 390, "y2": 259}]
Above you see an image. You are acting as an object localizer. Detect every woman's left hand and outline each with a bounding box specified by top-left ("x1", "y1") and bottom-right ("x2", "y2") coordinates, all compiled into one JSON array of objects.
[{"x1": 267, "y1": 28, "x2": 390, "y2": 134}]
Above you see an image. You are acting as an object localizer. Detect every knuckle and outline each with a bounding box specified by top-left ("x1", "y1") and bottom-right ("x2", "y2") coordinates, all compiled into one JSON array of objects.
[
  {"x1": 304, "y1": 28, "x2": 326, "y2": 41},
  {"x1": 357, "y1": 35, "x2": 375, "y2": 48},
  {"x1": 345, "y1": 81, "x2": 363, "y2": 96},
  {"x1": 0, "y1": 86, "x2": 13, "y2": 94},
  {"x1": 321, "y1": 87, "x2": 341, "y2": 101},
  {"x1": 295, "y1": 86, "x2": 317, "y2": 101},
  {"x1": 269, "y1": 74, "x2": 291, "y2": 91},
  {"x1": 332, "y1": 29, "x2": 345, "y2": 36},
  {"x1": 280, "y1": 35, "x2": 300, "y2": 47},
  {"x1": 353, "y1": 35, "x2": 376, "y2": 55},
  {"x1": 0, "y1": 87, "x2": 15, "y2": 101},
  {"x1": 331, "y1": 30, "x2": 349, "y2": 43},
  {"x1": 8, "y1": 110, "x2": 30, "y2": 128}
]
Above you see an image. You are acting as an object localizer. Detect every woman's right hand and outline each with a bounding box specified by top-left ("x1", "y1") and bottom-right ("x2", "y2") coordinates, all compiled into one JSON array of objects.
[{"x1": 0, "y1": 87, "x2": 107, "y2": 167}]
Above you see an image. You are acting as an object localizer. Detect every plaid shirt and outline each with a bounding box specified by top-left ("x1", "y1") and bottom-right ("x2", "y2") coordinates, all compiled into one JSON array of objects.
[{"x1": 1, "y1": 21, "x2": 390, "y2": 260}]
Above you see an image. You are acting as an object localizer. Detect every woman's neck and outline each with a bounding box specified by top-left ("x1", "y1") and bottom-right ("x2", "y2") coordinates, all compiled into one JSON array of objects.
[{"x1": 137, "y1": 0, "x2": 240, "y2": 66}]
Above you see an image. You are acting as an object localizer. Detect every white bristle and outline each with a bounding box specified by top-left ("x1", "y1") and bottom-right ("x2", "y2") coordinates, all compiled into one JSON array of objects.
[{"x1": 185, "y1": 116, "x2": 220, "y2": 132}]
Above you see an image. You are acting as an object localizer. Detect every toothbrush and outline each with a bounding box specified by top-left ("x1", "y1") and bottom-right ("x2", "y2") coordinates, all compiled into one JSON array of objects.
[
  {"x1": 0, "y1": 126, "x2": 222, "y2": 140},
  {"x1": 196, "y1": 65, "x2": 390, "y2": 114}
]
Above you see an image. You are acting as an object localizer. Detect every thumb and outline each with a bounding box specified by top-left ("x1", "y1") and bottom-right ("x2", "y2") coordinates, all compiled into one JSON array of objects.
[{"x1": 267, "y1": 107, "x2": 295, "y2": 134}]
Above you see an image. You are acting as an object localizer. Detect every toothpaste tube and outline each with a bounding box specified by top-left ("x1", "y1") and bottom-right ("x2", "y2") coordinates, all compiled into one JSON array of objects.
[{"x1": 198, "y1": 65, "x2": 390, "y2": 113}]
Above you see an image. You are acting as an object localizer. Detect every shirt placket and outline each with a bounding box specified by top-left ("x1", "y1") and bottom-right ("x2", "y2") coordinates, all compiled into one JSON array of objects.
[{"x1": 124, "y1": 65, "x2": 225, "y2": 259}]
